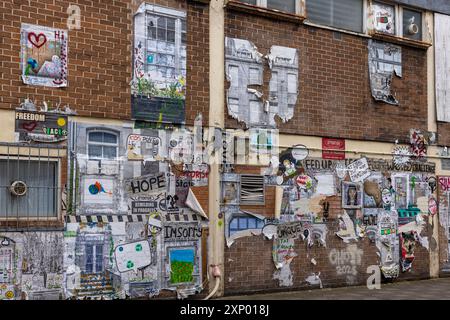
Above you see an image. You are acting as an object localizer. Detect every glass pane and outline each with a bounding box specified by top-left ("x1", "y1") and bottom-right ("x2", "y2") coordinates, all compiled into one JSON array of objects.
[
  {"x1": 307, "y1": 0, "x2": 363, "y2": 33},
  {"x1": 238, "y1": 218, "x2": 248, "y2": 229},
  {"x1": 158, "y1": 17, "x2": 166, "y2": 29},
  {"x1": 267, "y1": 0, "x2": 296, "y2": 13},
  {"x1": 181, "y1": 33, "x2": 187, "y2": 46},
  {"x1": 157, "y1": 28, "x2": 166, "y2": 41},
  {"x1": 167, "y1": 18, "x2": 176, "y2": 30},
  {"x1": 167, "y1": 30, "x2": 175, "y2": 43},
  {"x1": 403, "y1": 9, "x2": 422, "y2": 41},
  {"x1": 181, "y1": 20, "x2": 187, "y2": 32},
  {"x1": 103, "y1": 132, "x2": 117, "y2": 144},
  {"x1": 103, "y1": 146, "x2": 117, "y2": 159},
  {"x1": 85, "y1": 245, "x2": 93, "y2": 273},
  {"x1": 148, "y1": 26, "x2": 157, "y2": 39},
  {"x1": 248, "y1": 218, "x2": 257, "y2": 229},
  {"x1": 89, "y1": 132, "x2": 103, "y2": 142},
  {"x1": 230, "y1": 218, "x2": 238, "y2": 229},
  {"x1": 88, "y1": 145, "x2": 103, "y2": 158},
  {"x1": 96, "y1": 245, "x2": 103, "y2": 273}
]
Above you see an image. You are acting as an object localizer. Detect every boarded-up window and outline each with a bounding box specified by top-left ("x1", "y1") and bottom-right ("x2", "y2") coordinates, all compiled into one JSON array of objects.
[
  {"x1": 435, "y1": 13, "x2": 450, "y2": 123},
  {"x1": 240, "y1": 175, "x2": 265, "y2": 205}
]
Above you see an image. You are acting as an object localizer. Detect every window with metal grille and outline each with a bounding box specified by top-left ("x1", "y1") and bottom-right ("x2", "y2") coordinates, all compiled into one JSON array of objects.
[
  {"x1": 87, "y1": 130, "x2": 118, "y2": 160},
  {"x1": 306, "y1": 0, "x2": 364, "y2": 33},
  {"x1": 238, "y1": 0, "x2": 299, "y2": 14},
  {"x1": 0, "y1": 158, "x2": 58, "y2": 219},
  {"x1": 240, "y1": 175, "x2": 265, "y2": 205}
]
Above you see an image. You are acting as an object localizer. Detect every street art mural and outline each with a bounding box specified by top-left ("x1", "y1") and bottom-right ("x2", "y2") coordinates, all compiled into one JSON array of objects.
[{"x1": 21, "y1": 24, "x2": 68, "y2": 88}]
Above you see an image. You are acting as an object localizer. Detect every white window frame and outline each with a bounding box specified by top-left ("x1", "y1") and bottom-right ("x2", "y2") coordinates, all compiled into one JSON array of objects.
[
  {"x1": 87, "y1": 129, "x2": 119, "y2": 161},
  {"x1": 370, "y1": 1, "x2": 425, "y2": 41},
  {"x1": 244, "y1": 0, "x2": 304, "y2": 15}
]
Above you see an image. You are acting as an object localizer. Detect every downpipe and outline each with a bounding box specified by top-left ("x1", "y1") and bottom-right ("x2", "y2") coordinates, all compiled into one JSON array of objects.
[{"x1": 204, "y1": 264, "x2": 221, "y2": 300}]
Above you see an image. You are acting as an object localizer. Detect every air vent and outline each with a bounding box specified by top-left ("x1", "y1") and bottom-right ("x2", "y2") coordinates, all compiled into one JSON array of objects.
[{"x1": 10, "y1": 180, "x2": 28, "y2": 197}]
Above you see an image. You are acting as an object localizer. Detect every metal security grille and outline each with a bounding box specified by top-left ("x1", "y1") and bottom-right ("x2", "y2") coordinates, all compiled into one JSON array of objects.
[
  {"x1": 0, "y1": 143, "x2": 64, "y2": 227},
  {"x1": 240, "y1": 174, "x2": 265, "y2": 205}
]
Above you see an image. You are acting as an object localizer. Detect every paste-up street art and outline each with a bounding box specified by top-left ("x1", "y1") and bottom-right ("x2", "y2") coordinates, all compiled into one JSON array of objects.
[
  {"x1": 372, "y1": 2, "x2": 396, "y2": 34},
  {"x1": 21, "y1": 24, "x2": 68, "y2": 87},
  {"x1": 131, "y1": 4, "x2": 187, "y2": 124},
  {"x1": 225, "y1": 37, "x2": 299, "y2": 128},
  {"x1": 368, "y1": 40, "x2": 402, "y2": 105},
  {"x1": 272, "y1": 238, "x2": 297, "y2": 287}
]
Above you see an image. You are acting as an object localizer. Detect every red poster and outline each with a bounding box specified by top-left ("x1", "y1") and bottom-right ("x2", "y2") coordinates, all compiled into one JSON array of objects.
[{"x1": 322, "y1": 138, "x2": 346, "y2": 160}]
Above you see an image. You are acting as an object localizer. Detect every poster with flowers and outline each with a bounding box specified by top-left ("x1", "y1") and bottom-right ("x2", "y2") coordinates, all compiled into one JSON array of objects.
[{"x1": 21, "y1": 24, "x2": 68, "y2": 87}]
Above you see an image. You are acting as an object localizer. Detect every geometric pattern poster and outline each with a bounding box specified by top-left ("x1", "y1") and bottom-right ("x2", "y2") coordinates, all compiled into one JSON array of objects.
[{"x1": 21, "y1": 24, "x2": 68, "y2": 87}]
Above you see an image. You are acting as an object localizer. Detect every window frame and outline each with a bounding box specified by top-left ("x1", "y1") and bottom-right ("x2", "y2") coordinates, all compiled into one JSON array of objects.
[
  {"x1": 305, "y1": 0, "x2": 369, "y2": 35},
  {"x1": 87, "y1": 129, "x2": 119, "y2": 161},
  {"x1": 0, "y1": 156, "x2": 61, "y2": 221},
  {"x1": 228, "y1": 215, "x2": 265, "y2": 236},
  {"x1": 239, "y1": 0, "x2": 304, "y2": 15},
  {"x1": 370, "y1": 0, "x2": 425, "y2": 42}
]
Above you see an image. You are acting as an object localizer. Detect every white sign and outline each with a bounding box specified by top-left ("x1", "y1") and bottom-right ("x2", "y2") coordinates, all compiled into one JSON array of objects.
[
  {"x1": 292, "y1": 144, "x2": 309, "y2": 161},
  {"x1": 347, "y1": 158, "x2": 371, "y2": 182},
  {"x1": 114, "y1": 240, "x2": 151, "y2": 273}
]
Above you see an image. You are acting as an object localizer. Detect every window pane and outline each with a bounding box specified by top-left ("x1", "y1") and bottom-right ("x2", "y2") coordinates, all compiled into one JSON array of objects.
[
  {"x1": 230, "y1": 218, "x2": 238, "y2": 230},
  {"x1": 238, "y1": 218, "x2": 248, "y2": 229},
  {"x1": 103, "y1": 146, "x2": 117, "y2": 159},
  {"x1": 167, "y1": 30, "x2": 175, "y2": 43},
  {"x1": 157, "y1": 28, "x2": 166, "y2": 41},
  {"x1": 307, "y1": 0, "x2": 363, "y2": 33},
  {"x1": 88, "y1": 145, "x2": 103, "y2": 158},
  {"x1": 267, "y1": 0, "x2": 296, "y2": 14},
  {"x1": 89, "y1": 132, "x2": 103, "y2": 143},
  {"x1": 239, "y1": 0, "x2": 257, "y2": 4},
  {"x1": 403, "y1": 9, "x2": 422, "y2": 41},
  {"x1": 248, "y1": 218, "x2": 256, "y2": 229},
  {"x1": 167, "y1": 18, "x2": 176, "y2": 30},
  {"x1": 103, "y1": 132, "x2": 117, "y2": 144}
]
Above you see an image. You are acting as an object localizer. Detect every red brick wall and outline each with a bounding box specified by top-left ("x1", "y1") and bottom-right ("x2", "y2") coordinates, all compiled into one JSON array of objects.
[
  {"x1": 224, "y1": 9, "x2": 428, "y2": 144},
  {"x1": 0, "y1": 0, "x2": 209, "y2": 124}
]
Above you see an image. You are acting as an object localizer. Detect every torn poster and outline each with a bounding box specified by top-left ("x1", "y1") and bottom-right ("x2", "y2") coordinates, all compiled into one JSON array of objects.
[
  {"x1": 368, "y1": 40, "x2": 402, "y2": 105},
  {"x1": 305, "y1": 272, "x2": 323, "y2": 288},
  {"x1": 376, "y1": 210, "x2": 399, "y2": 279},
  {"x1": 336, "y1": 211, "x2": 358, "y2": 243},
  {"x1": 21, "y1": 24, "x2": 68, "y2": 87},
  {"x1": 372, "y1": 2, "x2": 396, "y2": 35},
  {"x1": 225, "y1": 37, "x2": 264, "y2": 127},
  {"x1": 400, "y1": 231, "x2": 417, "y2": 272},
  {"x1": 347, "y1": 157, "x2": 371, "y2": 183},
  {"x1": 114, "y1": 240, "x2": 152, "y2": 273},
  {"x1": 267, "y1": 46, "x2": 299, "y2": 127},
  {"x1": 272, "y1": 238, "x2": 297, "y2": 287}
]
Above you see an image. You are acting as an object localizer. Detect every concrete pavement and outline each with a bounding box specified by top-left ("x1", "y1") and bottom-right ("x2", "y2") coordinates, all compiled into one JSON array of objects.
[{"x1": 219, "y1": 278, "x2": 450, "y2": 300}]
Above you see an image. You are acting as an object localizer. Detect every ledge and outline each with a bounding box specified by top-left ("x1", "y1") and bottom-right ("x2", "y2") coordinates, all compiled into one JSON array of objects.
[
  {"x1": 225, "y1": 0, "x2": 305, "y2": 24},
  {"x1": 188, "y1": 0, "x2": 210, "y2": 4},
  {"x1": 370, "y1": 31, "x2": 432, "y2": 50}
]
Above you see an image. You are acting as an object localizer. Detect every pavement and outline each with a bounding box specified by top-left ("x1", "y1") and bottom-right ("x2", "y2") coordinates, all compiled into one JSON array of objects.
[{"x1": 219, "y1": 277, "x2": 450, "y2": 300}]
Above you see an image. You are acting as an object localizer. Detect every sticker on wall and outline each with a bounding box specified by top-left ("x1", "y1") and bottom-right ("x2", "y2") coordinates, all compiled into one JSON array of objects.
[
  {"x1": 125, "y1": 173, "x2": 166, "y2": 197},
  {"x1": 126, "y1": 134, "x2": 161, "y2": 161},
  {"x1": 392, "y1": 145, "x2": 412, "y2": 169},
  {"x1": 114, "y1": 240, "x2": 151, "y2": 273},
  {"x1": 347, "y1": 157, "x2": 371, "y2": 182},
  {"x1": 15, "y1": 110, "x2": 68, "y2": 143},
  {"x1": 322, "y1": 138, "x2": 346, "y2": 160},
  {"x1": 342, "y1": 182, "x2": 363, "y2": 209},
  {"x1": 84, "y1": 178, "x2": 114, "y2": 205},
  {"x1": 21, "y1": 24, "x2": 68, "y2": 87}
]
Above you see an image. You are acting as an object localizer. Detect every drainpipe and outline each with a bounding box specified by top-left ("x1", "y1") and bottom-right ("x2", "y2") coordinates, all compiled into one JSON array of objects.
[{"x1": 207, "y1": 0, "x2": 225, "y2": 299}]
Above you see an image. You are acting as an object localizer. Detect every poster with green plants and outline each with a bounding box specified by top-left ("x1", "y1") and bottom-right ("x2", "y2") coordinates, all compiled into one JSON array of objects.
[{"x1": 169, "y1": 248, "x2": 194, "y2": 284}]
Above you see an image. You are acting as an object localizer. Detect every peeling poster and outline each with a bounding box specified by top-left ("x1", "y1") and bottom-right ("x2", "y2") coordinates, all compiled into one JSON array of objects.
[{"x1": 368, "y1": 40, "x2": 402, "y2": 105}]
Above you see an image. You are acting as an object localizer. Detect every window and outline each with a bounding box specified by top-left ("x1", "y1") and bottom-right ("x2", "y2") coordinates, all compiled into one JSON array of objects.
[
  {"x1": 85, "y1": 244, "x2": 103, "y2": 274},
  {"x1": 240, "y1": 175, "x2": 265, "y2": 205},
  {"x1": 238, "y1": 0, "x2": 299, "y2": 15},
  {"x1": 373, "y1": 1, "x2": 395, "y2": 35},
  {"x1": 371, "y1": 2, "x2": 423, "y2": 41},
  {"x1": 0, "y1": 159, "x2": 58, "y2": 219},
  {"x1": 139, "y1": 8, "x2": 186, "y2": 92},
  {"x1": 87, "y1": 130, "x2": 118, "y2": 160},
  {"x1": 306, "y1": 0, "x2": 364, "y2": 33},
  {"x1": 229, "y1": 216, "x2": 265, "y2": 236},
  {"x1": 402, "y1": 8, "x2": 422, "y2": 41}
]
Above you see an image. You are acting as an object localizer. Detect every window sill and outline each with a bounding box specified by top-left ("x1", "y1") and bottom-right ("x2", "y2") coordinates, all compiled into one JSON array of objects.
[
  {"x1": 303, "y1": 21, "x2": 371, "y2": 39},
  {"x1": 225, "y1": 0, "x2": 305, "y2": 24},
  {"x1": 370, "y1": 31, "x2": 432, "y2": 50},
  {"x1": 188, "y1": 0, "x2": 210, "y2": 4}
]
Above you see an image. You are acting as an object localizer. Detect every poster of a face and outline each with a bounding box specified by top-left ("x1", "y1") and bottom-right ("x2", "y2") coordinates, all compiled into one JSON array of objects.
[
  {"x1": 21, "y1": 24, "x2": 68, "y2": 87},
  {"x1": 342, "y1": 182, "x2": 363, "y2": 209},
  {"x1": 373, "y1": 2, "x2": 395, "y2": 34}
]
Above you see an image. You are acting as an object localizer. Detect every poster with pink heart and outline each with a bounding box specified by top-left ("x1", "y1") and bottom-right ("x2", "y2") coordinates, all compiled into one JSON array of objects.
[{"x1": 21, "y1": 23, "x2": 68, "y2": 87}]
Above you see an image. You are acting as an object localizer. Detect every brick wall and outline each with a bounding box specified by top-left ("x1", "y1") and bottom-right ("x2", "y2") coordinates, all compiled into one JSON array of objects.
[
  {"x1": 0, "y1": 0, "x2": 209, "y2": 124},
  {"x1": 224, "y1": 9, "x2": 428, "y2": 144}
]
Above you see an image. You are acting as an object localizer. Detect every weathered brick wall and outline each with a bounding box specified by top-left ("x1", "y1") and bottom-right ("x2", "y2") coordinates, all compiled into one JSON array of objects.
[
  {"x1": 0, "y1": 0, "x2": 209, "y2": 124},
  {"x1": 224, "y1": 9, "x2": 428, "y2": 144}
]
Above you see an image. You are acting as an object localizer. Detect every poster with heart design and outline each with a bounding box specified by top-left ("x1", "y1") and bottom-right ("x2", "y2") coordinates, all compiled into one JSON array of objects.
[{"x1": 21, "y1": 23, "x2": 68, "y2": 87}]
